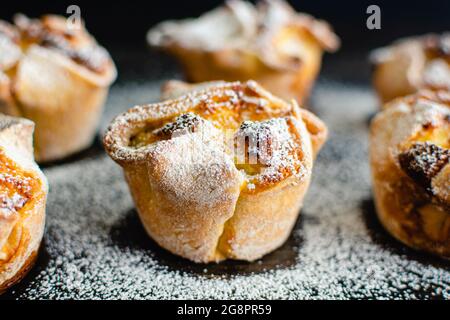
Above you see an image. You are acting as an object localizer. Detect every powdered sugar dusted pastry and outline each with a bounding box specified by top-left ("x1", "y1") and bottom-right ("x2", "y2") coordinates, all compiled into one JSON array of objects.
[
  {"x1": 0, "y1": 114, "x2": 47, "y2": 293},
  {"x1": 147, "y1": 0, "x2": 339, "y2": 104},
  {"x1": 370, "y1": 90, "x2": 449, "y2": 258},
  {"x1": 371, "y1": 33, "x2": 450, "y2": 103},
  {"x1": 0, "y1": 14, "x2": 117, "y2": 162},
  {"x1": 104, "y1": 80, "x2": 327, "y2": 263}
]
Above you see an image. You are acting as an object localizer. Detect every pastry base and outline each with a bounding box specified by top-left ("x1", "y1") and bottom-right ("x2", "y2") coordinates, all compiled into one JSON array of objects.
[{"x1": 0, "y1": 249, "x2": 38, "y2": 294}]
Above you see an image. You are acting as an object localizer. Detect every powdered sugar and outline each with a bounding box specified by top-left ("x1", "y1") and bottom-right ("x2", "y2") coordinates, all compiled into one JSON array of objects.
[
  {"x1": 150, "y1": 126, "x2": 241, "y2": 208},
  {"x1": 399, "y1": 142, "x2": 450, "y2": 189},
  {"x1": 235, "y1": 117, "x2": 304, "y2": 184}
]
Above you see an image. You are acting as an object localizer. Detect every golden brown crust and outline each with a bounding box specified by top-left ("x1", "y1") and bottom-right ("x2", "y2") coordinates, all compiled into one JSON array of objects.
[
  {"x1": 147, "y1": 0, "x2": 339, "y2": 104},
  {"x1": 104, "y1": 80, "x2": 327, "y2": 262},
  {"x1": 0, "y1": 114, "x2": 47, "y2": 293},
  {"x1": 14, "y1": 14, "x2": 114, "y2": 75},
  {"x1": 371, "y1": 33, "x2": 450, "y2": 103},
  {"x1": 0, "y1": 14, "x2": 116, "y2": 162},
  {"x1": 159, "y1": 80, "x2": 328, "y2": 157},
  {"x1": 370, "y1": 90, "x2": 449, "y2": 258}
]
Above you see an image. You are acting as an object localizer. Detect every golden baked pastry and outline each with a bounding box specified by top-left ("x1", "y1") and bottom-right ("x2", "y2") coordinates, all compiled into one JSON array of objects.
[
  {"x1": 104, "y1": 80, "x2": 327, "y2": 263},
  {"x1": 0, "y1": 114, "x2": 47, "y2": 293},
  {"x1": 370, "y1": 90, "x2": 449, "y2": 258},
  {"x1": 0, "y1": 14, "x2": 117, "y2": 162},
  {"x1": 371, "y1": 33, "x2": 450, "y2": 103},
  {"x1": 147, "y1": 0, "x2": 339, "y2": 104}
]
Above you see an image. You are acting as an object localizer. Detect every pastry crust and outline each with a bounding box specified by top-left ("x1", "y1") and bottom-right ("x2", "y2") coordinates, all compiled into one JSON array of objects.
[
  {"x1": 371, "y1": 33, "x2": 450, "y2": 103},
  {"x1": 369, "y1": 90, "x2": 449, "y2": 258},
  {"x1": 147, "y1": 0, "x2": 339, "y2": 104},
  {"x1": 104, "y1": 80, "x2": 327, "y2": 263},
  {"x1": 0, "y1": 114, "x2": 48, "y2": 293},
  {"x1": 0, "y1": 15, "x2": 117, "y2": 162}
]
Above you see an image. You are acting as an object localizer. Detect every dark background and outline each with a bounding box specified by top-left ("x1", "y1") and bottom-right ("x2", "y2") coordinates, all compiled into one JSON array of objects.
[
  {"x1": 2, "y1": 0, "x2": 449, "y2": 48},
  {"x1": 1, "y1": 0, "x2": 449, "y2": 82}
]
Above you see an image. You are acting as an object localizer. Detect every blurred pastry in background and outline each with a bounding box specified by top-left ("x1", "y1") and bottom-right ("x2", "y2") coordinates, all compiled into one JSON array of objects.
[
  {"x1": 0, "y1": 115, "x2": 47, "y2": 293},
  {"x1": 104, "y1": 80, "x2": 327, "y2": 263},
  {"x1": 147, "y1": 0, "x2": 339, "y2": 104},
  {"x1": 370, "y1": 90, "x2": 449, "y2": 258},
  {"x1": 371, "y1": 33, "x2": 450, "y2": 103},
  {"x1": 0, "y1": 14, "x2": 117, "y2": 162}
]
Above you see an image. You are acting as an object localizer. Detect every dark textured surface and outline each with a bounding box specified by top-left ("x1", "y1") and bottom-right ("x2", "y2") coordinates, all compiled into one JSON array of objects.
[{"x1": 1, "y1": 51, "x2": 449, "y2": 300}]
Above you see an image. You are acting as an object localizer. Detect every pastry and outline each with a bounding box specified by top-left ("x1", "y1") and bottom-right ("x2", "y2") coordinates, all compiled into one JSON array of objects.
[
  {"x1": 370, "y1": 90, "x2": 449, "y2": 258},
  {"x1": 371, "y1": 33, "x2": 450, "y2": 103},
  {"x1": 147, "y1": 0, "x2": 339, "y2": 104},
  {"x1": 0, "y1": 114, "x2": 48, "y2": 293},
  {"x1": 104, "y1": 80, "x2": 327, "y2": 263},
  {"x1": 0, "y1": 14, "x2": 117, "y2": 162}
]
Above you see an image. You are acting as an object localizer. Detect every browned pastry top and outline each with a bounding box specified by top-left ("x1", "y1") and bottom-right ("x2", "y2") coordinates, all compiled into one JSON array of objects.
[
  {"x1": 12, "y1": 14, "x2": 112, "y2": 74},
  {"x1": 399, "y1": 142, "x2": 449, "y2": 191},
  {"x1": 104, "y1": 80, "x2": 317, "y2": 193},
  {"x1": 371, "y1": 33, "x2": 450, "y2": 92},
  {"x1": 148, "y1": 0, "x2": 340, "y2": 72}
]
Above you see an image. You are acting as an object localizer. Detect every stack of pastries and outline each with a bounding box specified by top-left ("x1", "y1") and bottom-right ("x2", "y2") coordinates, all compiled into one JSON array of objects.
[
  {"x1": 0, "y1": 14, "x2": 116, "y2": 162},
  {"x1": 148, "y1": 0, "x2": 339, "y2": 104}
]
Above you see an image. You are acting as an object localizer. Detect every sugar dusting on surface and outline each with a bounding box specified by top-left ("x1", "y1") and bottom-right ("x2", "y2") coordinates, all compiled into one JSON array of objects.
[
  {"x1": 236, "y1": 117, "x2": 305, "y2": 185},
  {"x1": 3, "y1": 80, "x2": 449, "y2": 300}
]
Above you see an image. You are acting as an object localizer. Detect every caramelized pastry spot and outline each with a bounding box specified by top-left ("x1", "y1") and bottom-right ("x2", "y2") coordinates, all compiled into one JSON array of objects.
[
  {"x1": 234, "y1": 117, "x2": 303, "y2": 188},
  {"x1": 130, "y1": 113, "x2": 205, "y2": 148},
  {"x1": 399, "y1": 142, "x2": 450, "y2": 190},
  {"x1": 421, "y1": 121, "x2": 434, "y2": 130},
  {"x1": 159, "y1": 113, "x2": 203, "y2": 136}
]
